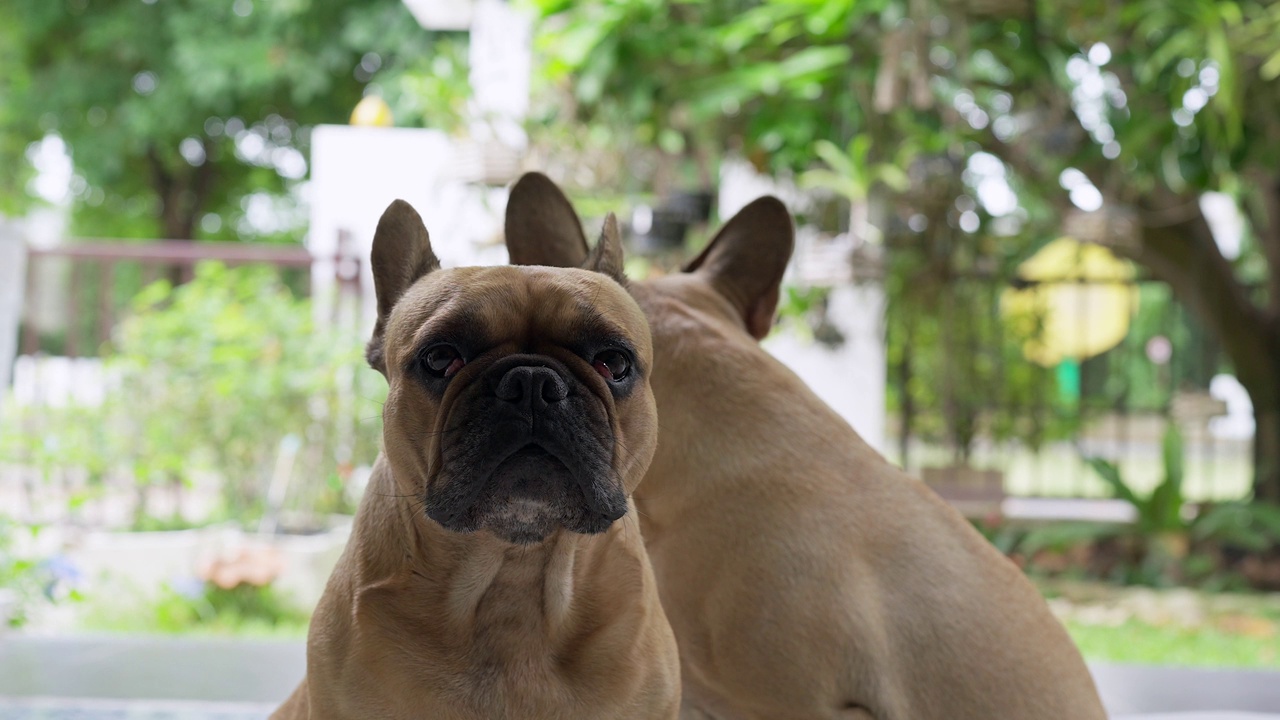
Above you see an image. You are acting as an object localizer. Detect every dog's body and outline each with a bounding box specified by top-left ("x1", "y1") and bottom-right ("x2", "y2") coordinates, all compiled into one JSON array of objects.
[
  {"x1": 628, "y1": 274, "x2": 1106, "y2": 720},
  {"x1": 274, "y1": 201, "x2": 680, "y2": 720},
  {"x1": 506, "y1": 174, "x2": 1108, "y2": 720}
]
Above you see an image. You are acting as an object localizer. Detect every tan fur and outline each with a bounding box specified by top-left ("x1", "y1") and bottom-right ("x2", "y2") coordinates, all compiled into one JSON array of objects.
[
  {"x1": 632, "y1": 275, "x2": 1105, "y2": 719},
  {"x1": 502, "y1": 176, "x2": 1108, "y2": 720},
  {"x1": 275, "y1": 211, "x2": 679, "y2": 719}
]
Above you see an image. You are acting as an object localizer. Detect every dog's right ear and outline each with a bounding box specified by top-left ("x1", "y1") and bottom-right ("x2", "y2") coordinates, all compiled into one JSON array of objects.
[
  {"x1": 366, "y1": 199, "x2": 440, "y2": 375},
  {"x1": 584, "y1": 213, "x2": 626, "y2": 283},
  {"x1": 505, "y1": 172, "x2": 589, "y2": 267},
  {"x1": 684, "y1": 197, "x2": 795, "y2": 340}
]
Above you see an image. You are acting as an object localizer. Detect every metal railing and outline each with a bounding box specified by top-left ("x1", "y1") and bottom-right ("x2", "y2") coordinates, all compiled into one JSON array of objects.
[{"x1": 17, "y1": 239, "x2": 353, "y2": 358}]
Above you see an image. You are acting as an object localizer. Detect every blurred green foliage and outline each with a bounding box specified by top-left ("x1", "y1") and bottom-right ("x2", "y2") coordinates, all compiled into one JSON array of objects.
[
  {"x1": 0, "y1": 516, "x2": 46, "y2": 628},
  {"x1": 0, "y1": 264, "x2": 385, "y2": 525},
  {"x1": 535, "y1": 0, "x2": 1280, "y2": 192},
  {"x1": 0, "y1": 0, "x2": 443, "y2": 239},
  {"x1": 109, "y1": 263, "x2": 385, "y2": 520},
  {"x1": 83, "y1": 580, "x2": 310, "y2": 638},
  {"x1": 972, "y1": 425, "x2": 1280, "y2": 587},
  {"x1": 533, "y1": 0, "x2": 1280, "y2": 496},
  {"x1": 885, "y1": 263, "x2": 1074, "y2": 459}
]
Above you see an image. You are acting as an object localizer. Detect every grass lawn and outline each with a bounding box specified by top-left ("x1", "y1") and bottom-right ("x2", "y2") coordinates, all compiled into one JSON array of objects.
[
  {"x1": 1042, "y1": 580, "x2": 1280, "y2": 668},
  {"x1": 1068, "y1": 618, "x2": 1280, "y2": 668}
]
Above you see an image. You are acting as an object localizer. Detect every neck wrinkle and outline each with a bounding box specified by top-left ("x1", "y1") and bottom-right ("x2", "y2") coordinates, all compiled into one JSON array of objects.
[
  {"x1": 352, "y1": 458, "x2": 641, "y2": 659},
  {"x1": 354, "y1": 469, "x2": 613, "y2": 650}
]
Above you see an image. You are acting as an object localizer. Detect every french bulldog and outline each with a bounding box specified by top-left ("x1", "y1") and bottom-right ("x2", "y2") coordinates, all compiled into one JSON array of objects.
[
  {"x1": 505, "y1": 173, "x2": 1107, "y2": 720},
  {"x1": 273, "y1": 199, "x2": 680, "y2": 720}
]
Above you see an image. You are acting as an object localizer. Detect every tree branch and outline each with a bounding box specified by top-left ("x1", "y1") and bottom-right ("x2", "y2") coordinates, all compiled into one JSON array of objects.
[
  {"x1": 1245, "y1": 171, "x2": 1280, "y2": 316},
  {"x1": 185, "y1": 141, "x2": 218, "y2": 238},
  {"x1": 145, "y1": 144, "x2": 173, "y2": 205},
  {"x1": 1128, "y1": 197, "x2": 1277, "y2": 401}
]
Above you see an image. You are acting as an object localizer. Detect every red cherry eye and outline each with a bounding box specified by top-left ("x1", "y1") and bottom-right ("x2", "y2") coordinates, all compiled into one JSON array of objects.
[
  {"x1": 423, "y1": 345, "x2": 464, "y2": 378},
  {"x1": 592, "y1": 350, "x2": 631, "y2": 382}
]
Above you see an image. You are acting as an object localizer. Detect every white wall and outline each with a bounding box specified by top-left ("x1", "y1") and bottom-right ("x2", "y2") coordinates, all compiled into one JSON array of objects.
[
  {"x1": 307, "y1": 125, "x2": 510, "y2": 328},
  {"x1": 0, "y1": 222, "x2": 26, "y2": 395},
  {"x1": 764, "y1": 285, "x2": 887, "y2": 454},
  {"x1": 720, "y1": 157, "x2": 889, "y2": 453}
]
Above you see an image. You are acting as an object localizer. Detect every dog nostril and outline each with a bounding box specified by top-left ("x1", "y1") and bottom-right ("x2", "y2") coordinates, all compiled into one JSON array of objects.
[
  {"x1": 541, "y1": 374, "x2": 568, "y2": 403},
  {"x1": 495, "y1": 369, "x2": 528, "y2": 403},
  {"x1": 496, "y1": 365, "x2": 568, "y2": 405}
]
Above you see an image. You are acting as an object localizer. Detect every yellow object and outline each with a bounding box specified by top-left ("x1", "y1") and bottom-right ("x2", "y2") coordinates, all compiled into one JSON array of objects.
[
  {"x1": 1000, "y1": 237, "x2": 1138, "y2": 366},
  {"x1": 350, "y1": 96, "x2": 394, "y2": 127}
]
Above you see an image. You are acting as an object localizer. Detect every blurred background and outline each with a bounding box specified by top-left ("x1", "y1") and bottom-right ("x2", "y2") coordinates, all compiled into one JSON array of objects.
[{"x1": 2, "y1": 0, "x2": 1280, "y2": 716}]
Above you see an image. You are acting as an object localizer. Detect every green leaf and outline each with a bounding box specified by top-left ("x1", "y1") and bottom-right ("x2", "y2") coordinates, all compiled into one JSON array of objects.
[
  {"x1": 1192, "y1": 503, "x2": 1269, "y2": 551},
  {"x1": 798, "y1": 168, "x2": 860, "y2": 200},
  {"x1": 876, "y1": 163, "x2": 911, "y2": 192},
  {"x1": 1086, "y1": 457, "x2": 1143, "y2": 509},
  {"x1": 1019, "y1": 521, "x2": 1124, "y2": 556},
  {"x1": 775, "y1": 45, "x2": 853, "y2": 80},
  {"x1": 1162, "y1": 424, "x2": 1185, "y2": 489},
  {"x1": 813, "y1": 139, "x2": 858, "y2": 179},
  {"x1": 1261, "y1": 50, "x2": 1280, "y2": 81}
]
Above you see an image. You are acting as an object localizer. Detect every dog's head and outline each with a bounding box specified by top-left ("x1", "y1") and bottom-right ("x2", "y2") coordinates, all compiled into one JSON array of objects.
[
  {"x1": 368, "y1": 200, "x2": 656, "y2": 545},
  {"x1": 504, "y1": 172, "x2": 794, "y2": 346}
]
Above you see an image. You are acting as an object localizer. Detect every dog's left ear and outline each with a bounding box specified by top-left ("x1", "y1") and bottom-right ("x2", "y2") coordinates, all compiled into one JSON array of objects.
[
  {"x1": 584, "y1": 213, "x2": 625, "y2": 283},
  {"x1": 366, "y1": 199, "x2": 440, "y2": 375},
  {"x1": 684, "y1": 197, "x2": 794, "y2": 340},
  {"x1": 505, "y1": 172, "x2": 590, "y2": 267}
]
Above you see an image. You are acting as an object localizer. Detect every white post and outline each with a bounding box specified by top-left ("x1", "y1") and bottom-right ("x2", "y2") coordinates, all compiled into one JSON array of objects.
[{"x1": 0, "y1": 220, "x2": 27, "y2": 408}]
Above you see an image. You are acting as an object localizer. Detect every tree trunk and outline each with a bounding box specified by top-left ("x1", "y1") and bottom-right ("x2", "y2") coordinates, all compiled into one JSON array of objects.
[
  {"x1": 147, "y1": 142, "x2": 215, "y2": 240},
  {"x1": 1253, "y1": 407, "x2": 1280, "y2": 503},
  {"x1": 1235, "y1": 353, "x2": 1280, "y2": 503},
  {"x1": 1207, "y1": 337, "x2": 1280, "y2": 503},
  {"x1": 1131, "y1": 198, "x2": 1280, "y2": 501},
  {"x1": 147, "y1": 142, "x2": 215, "y2": 284}
]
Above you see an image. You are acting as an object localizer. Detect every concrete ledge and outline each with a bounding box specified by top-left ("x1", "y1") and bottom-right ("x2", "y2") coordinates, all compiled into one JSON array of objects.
[
  {"x1": 2, "y1": 636, "x2": 1279, "y2": 717},
  {"x1": 0, "y1": 697, "x2": 276, "y2": 719},
  {"x1": 1092, "y1": 664, "x2": 1280, "y2": 715},
  {"x1": 0, "y1": 635, "x2": 304, "y2": 704}
]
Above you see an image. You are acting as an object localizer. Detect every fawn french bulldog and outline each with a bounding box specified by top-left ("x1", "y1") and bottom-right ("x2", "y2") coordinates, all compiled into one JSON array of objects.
[
  {"x1": 505, "y1": 173, "x2": 1107, "y2": 720},
  {"x1": 273, "y1": 199, "x2": 680, "y2": 720}
]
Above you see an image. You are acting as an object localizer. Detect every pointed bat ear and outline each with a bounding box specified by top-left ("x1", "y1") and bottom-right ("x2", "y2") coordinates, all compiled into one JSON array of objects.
[
  {"x1": 504, "y1": 172, "x2": 589, "y2": 267},
  {"x1": 684, "y1": 197, "x2": 794, "y2": 340},
  {"x1": 584, "y1": 213, "x2": 626, "y2": 283},
  {"x1": 366, "y1": 199, "x2": 440, "y2": 375}
]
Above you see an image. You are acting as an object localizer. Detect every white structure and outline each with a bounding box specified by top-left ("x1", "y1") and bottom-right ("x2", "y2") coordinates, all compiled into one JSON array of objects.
[
  {"x1": 307, "y1": 125, "x2": 511, "y2": 327},
  {"x1": 308, "y1": 0, "x2": 534, "y2": 326},
  {"x1": 764, "y1": 286, "x2": 888, "y2": 455},
  {"x1": 466, "y1": 0, "x2": 533, "y2": 150},
  {"x1": 720, "y1": 157, "x2": 889, "y2": 453},
  {"x1": 0, "y1": 222, "x2": 25, "y2": 395}
]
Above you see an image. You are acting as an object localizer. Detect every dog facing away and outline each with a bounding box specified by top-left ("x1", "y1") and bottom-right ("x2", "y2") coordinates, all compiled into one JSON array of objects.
[
  {"x1": 272, "y1": 200, "x2": 680, "y2": 719},
  {"x1": 505, "y1": 173, "x2": 1108, "y2": 720}
]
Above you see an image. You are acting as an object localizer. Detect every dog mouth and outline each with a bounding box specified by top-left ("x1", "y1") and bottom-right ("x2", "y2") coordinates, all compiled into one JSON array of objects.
[
  {"x1": 492, "y1": 444, "x2": 567, "y2": 500},
  {"x1": 426, "y1": 442, "x2": 626, "y2": 544}
]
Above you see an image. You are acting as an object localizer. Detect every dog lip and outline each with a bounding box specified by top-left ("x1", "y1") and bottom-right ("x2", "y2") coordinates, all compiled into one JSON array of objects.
[
  {"x1": 509, "y1": 443, "x2": 552, "y2": 458},
  {"x1": 516, "y1": 435, "x2": 620, "y2": 515},
  {"x1": 429, "y1": 440, "x2": 558, "y2": 523}
]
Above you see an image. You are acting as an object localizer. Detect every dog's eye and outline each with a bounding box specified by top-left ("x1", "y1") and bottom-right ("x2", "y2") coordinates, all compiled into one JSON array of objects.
[
  {"x1": 592, "y1": 349, "x2": 631, "y2": 382},
  {"x1": 423, "y1": 345, "x2": 465, "y2": 378}
]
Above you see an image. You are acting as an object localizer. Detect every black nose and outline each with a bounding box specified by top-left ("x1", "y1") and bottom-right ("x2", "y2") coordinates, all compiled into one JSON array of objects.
[{"x1": 495, "y1": 365, "x2": 569, "y2": 408}]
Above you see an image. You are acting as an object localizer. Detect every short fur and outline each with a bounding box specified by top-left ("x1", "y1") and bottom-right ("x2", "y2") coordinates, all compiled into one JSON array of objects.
[
  {"x1": 504, "y1": 173, "x2": 1108, "y2": 720},
  {"x1": 273, "y1": 199, "x2": 680, "y2": 720}
]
